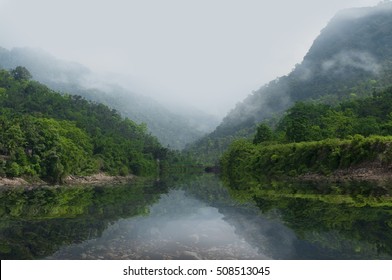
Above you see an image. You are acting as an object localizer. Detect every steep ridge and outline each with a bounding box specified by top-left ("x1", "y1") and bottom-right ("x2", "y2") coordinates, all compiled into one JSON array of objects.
[{"x1": 186, "y1": 2, "x2": 392, "y2": 163}]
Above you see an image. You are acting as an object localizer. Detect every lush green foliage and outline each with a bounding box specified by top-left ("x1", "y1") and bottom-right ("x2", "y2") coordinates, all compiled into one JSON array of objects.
[
  {"x1": 0, "y1": 68, "x2": 168, "y2": 183},
  {"x1": 221, "y1": 85, "x2": 392, "y2": 182},
  {"x1": 253, "y1": 123, "x2": 273, "y2": 144},
  {"x1": 221, "y1": 135, "x2": 392, "y2": 184},
  {"x1": 275, "y1": 88, "x2": 392, "y2": 142},
  {"x1": 187, "y1": 4, "x2": 392, "y2": 162},
  {"x1": 0, "y1": 47, "x2": 219, "y2": 150}
]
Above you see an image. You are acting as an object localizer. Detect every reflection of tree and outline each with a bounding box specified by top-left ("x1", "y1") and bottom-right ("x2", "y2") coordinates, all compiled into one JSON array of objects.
[
  {"x1": 167, "y1": 174, "x2": 392, "y2": 259},
  {"x1": 0, "y1": 180, "x2": 168, "y2": 259},
  {"x1": 255, "y1": 197, "x2": 392, "y2": 258},
  {"x1": 225, "y1": 178, "x2": 392, "y2": 259}
]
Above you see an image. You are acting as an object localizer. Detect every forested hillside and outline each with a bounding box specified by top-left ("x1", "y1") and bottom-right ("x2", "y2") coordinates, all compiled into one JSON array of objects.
[
  {"x1": 0, "y1": 47, "x2": 219, "y2": 150},
  {"x1": 0, "y1": 67, "x2": 168, "y2": 183},
  {"x1": 221, "y1": 87, "x2": 392, "y2": 183},
  {"x1": 186, "y1": 2, "x2": 392, "y2": 163}
]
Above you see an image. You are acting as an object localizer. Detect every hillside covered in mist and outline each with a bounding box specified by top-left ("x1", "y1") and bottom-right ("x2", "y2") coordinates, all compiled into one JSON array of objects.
[
  {"x1": 0, "y1": 47, "x2": 219, "y2": 150},
  {"x1": 186, "y1": 2, "x2": 392, "y2": 163}
]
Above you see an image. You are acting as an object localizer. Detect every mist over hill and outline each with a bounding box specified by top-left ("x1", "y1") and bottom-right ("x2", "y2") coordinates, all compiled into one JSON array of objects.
[
  {"x1": 0, "y1": 47, "x2": 219, "y2": 150},
  {"x1": 186, "y1": 2, "x2": 392, "y2": 163}
]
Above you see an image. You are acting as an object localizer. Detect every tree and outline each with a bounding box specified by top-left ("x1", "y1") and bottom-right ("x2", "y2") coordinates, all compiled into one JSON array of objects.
[
  {"x1": 11, "y1": 66, "x2": 32, "y2": 81},
  {"x1": 253, "y1": 123, "x2": 273, "y2": 144}
]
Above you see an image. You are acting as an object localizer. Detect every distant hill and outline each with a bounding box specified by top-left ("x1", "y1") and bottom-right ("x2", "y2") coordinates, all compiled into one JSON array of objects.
[
  {"x1": 186, "y1": 2, "x2": 392, "y2": 163},
  {"x1": 0, "y1": 47, "x2": 219, "y2": 150}
]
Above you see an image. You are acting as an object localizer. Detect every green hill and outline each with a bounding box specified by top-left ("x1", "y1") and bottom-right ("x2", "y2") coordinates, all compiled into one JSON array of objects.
[
  {"x1": 0, "y1": 67, "x2": 167, "y2": 183},
  {"x1": 0, "y1": 47, "x2": 219, "y2": 150},
  {"x1": 186, "y1": 2, "x2": 392, "y2": 163},
  {"x1": 221, "y1": 86, "x2": 392, "y2": 182}
]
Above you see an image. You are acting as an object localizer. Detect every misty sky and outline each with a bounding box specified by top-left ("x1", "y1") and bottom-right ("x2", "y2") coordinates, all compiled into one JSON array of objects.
[{"x1": 0, "y1": 0, "x2": 381, "y2": 116}]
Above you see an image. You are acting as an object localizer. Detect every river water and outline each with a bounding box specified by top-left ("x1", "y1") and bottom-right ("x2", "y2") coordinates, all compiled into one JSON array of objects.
[{"x1": 1, "y1": 174, "x2": 392, "y2": 259}]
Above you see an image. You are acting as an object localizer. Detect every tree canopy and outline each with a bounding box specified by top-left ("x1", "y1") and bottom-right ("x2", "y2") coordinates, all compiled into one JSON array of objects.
[{"x1": 0, "y1": 67, "x2": 168, "y2": 183}]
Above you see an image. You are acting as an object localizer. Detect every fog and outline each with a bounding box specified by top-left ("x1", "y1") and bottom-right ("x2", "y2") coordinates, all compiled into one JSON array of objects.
[
  {"x1": 322, "y1": 50, "x2": 381, "y2": 75},
  {"x1": 0, "y1": 0, "x2": 380, "y2": 117}
]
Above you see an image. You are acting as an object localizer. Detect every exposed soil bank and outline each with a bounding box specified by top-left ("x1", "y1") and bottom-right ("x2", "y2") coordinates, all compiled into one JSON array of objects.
[
  {"x1": 299, "y1": 166, "x2": 392, "y2": 182},
  {"x1": 0, "y1": 173, "x2": 137, "y2": 187},
  {"x1": 63, "y1": 173, "x2": 136, "y2": 185},
  {"x1": 0, "y1": 177, "x2": 30, "y2": 186}
]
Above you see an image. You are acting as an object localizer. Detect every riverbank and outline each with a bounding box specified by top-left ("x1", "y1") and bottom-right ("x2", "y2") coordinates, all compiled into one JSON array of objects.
[
  {"x1": 299, "y1": 165, "x2": 392, "y2": 182},
  {"x1": 221, "y1": 136, "x2": 392, "y2": 185},
  {"x1": 63, "y1": 173, "x2": 137, "y2": 185},
  {"x1": 0, "y1": 173, "x2": 137, "y2": 187}
]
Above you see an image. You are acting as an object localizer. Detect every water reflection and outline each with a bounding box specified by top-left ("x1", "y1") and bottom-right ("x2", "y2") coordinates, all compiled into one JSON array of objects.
[
  {"x1": 226, "y1": 179, "x2": 392, "y2": 259},
  {"x1": 1, "y1": 175, "x2": 392, "y2": 259},
  {"x1": 48, "y1": 189, "x2": 266, "y2": 260},
  {"x1": 0, "y1": 179, "x2": 165, "y2": 259}
]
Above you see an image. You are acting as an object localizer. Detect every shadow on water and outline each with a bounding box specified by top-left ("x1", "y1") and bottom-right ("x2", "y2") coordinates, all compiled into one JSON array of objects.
[{"x1": 1, "y1": 174, "x2": 392, "y2": 259}]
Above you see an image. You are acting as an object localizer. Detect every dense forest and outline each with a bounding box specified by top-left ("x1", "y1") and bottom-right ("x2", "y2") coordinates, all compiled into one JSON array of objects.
[
  {"x1": 186, "y1": 2, "x2": 392, "y2": 164},
  {"x1": 221, "y1": 87, "x2": 392, "y2": 183},
  {"x1": 0, "y1": 67, "x2": 169, "y2": 183},
  {"x1": 0, "y1": 47, "x2": 219, "y2": 150}
]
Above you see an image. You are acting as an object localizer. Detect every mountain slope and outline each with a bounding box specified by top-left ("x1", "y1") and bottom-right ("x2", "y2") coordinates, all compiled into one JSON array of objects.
[
  {"x1": 186, "y1": 2, "x2": 392, "y2": 163},
  {"x1": 0, "y1": 47, "x2": 219, "y2": 150},
  {"x1": 0, "y1": 68, "x2": 167, "y2": 183}
]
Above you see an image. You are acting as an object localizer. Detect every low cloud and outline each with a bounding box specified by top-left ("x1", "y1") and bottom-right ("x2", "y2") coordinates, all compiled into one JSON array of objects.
[{"x1": 322, "y1": 50, "x2": 381, "y2": 75}]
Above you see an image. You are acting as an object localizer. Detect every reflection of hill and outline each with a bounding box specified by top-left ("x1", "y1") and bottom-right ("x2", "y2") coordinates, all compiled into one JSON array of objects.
[
  {"x1": 176, "y1": 175, "x2": 300, "y2": 259},
  {"x1": 183, "y1": 175, "x2": 392, "y2": 259},
  {"x1": 0, "y1": 180, "x2": 167, "y2": 259}
]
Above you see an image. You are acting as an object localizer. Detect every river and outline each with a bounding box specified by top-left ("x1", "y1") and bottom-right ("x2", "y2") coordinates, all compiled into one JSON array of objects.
[{"x1": 1, "y1": 174, "x2": 391, "y2": 259}]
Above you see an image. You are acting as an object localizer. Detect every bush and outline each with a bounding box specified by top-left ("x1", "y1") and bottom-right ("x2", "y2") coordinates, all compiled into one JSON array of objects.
[{"x1": 221, "y1": 135, "x2": 392, "y2": 182}]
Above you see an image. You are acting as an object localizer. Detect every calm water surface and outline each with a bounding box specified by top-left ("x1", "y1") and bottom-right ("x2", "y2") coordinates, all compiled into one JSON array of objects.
[{"x1": 1, "y1": 174, "x2": 392, "y2": 259}]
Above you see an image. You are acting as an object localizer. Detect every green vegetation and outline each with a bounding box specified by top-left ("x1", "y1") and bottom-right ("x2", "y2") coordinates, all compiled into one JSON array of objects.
[
  {"x1": 0, "y1": 67, "x2": 168, "y2": 183},
  {"x1": 221, "y1": 87, "x2": 392, "y2": 183},
  {"x1": 187, "y1": 4, "x2": 392, "y2": 163},
  {"x1": 0, "y1": 47, "x2": 219, "y2": 150}
]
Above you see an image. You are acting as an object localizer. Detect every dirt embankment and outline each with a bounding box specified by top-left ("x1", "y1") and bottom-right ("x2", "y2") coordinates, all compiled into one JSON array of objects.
[
  {"x1": 63, "y1": 173, "x2": 136, "y2": 185},
  {"x1": 0, "y1": 177, "x2": 30, "y2": 187},
  {"x1": 299, "y1": 164, "x2": 392, "y2": 182},
  {"x1": 0, "y1": 173, "x2": 137, "y2": 187}
]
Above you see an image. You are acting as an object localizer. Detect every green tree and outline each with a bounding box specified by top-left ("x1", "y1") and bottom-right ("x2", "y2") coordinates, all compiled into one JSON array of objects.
[
  {"x1": 253, "y1": 123, "x2": 273, "y2": 144},
  {"x1": 10, "y1": 66, "x2": 32, "y2": 81}
]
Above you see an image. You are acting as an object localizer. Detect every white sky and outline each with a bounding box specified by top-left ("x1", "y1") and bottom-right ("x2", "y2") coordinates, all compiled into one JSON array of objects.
[{"x1": 0, "y1": 0, "x2": 381, "y2": 116}]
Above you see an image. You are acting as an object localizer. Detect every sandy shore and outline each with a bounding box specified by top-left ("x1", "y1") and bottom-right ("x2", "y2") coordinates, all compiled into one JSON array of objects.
[
  {"x1": 0, "y1": 173, "x2": 137, "y2": 187},
  {"x1": 0, "y1": 177, "x2": 30, "y2": 186},
  {"x1": 63, "y1": 173, "x2": 136, "y2": 185}
]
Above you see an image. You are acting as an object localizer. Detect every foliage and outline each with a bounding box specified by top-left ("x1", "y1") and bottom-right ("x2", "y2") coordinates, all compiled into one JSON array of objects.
[
  {"x1": 0, "y1": 47, "x2": 219, "y2": 150},
  {"x1": 221, "y1": 135, "x2": 392, "y2": 183},
  {"x1": 253, "y1": 123, "x2": 273, "y2": 144},
  {"x1": 10, "y1": 66, "x2": 32, "y2": 81},
  {"x1": 187, "y1": 5, "x2": 392, "y2": 162},
  {"x1": 0, "y1": 68, "x2": 169, "y2": 183},
  {"x1": 273, "y1": 87, "x2": 392, "y2": 142}
]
